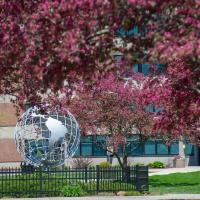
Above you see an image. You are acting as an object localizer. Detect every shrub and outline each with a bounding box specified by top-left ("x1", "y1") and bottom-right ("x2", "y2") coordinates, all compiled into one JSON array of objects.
[
  {"x1": 112, "y1": 164, "x2": 121, "y2": 168},
  {"x1": 71, "y1": 157, "x2": 92, "y2": 169},
  {"x1": 99, "y1": 161, "x2": 111, "y2": 168},
  {"x1": 61, "y1": 185, "x2": 86, "y2": 197},
  {"x1": 79, "y1": 181, "x2": 134, "y2": 195},
  {"x1": 134, "y1": 162, "x2": 145, "y2": 167},
  {"x1": 149, "y1": 161, "x2": 165, "y2": 168}
]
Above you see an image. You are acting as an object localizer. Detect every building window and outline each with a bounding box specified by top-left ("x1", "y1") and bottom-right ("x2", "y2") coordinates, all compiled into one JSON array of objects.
[
  {"x1": 116, "y1": 26, "x2": 139, "y2": 37},
  {"x1": 80, "y1": 136, "x2": 93, "y2": 156},
  {"x1": 74, "y1": 136, "x2": 194, "y2": 157},
  {"x1": 93, "y1": 144, "x2": 106, "y2": 156},
  {"x1": 169, "y1": 142, "x2": 179, "y2": 155},
  {"x1": 157, "y1": 141, "x2": 169, "y2": 155},
  {"x1": 133, "y1": 64, "x2": 149, "y2": 76},
  {"x1": 81, "y1": 143, "x2": 93, "y2": 156},
  {"x1": 131, "y1": 141, "x2": 144, "y2": 155},
  {"x1": 74, "y1": 145, "x2": 80, "y2": 156},
  {"x1": 144, "y1": 140, "x2": 156, "y2": 155},
  {"x1": 185, "y1": 143, "x2": 194, "y2": 155}
]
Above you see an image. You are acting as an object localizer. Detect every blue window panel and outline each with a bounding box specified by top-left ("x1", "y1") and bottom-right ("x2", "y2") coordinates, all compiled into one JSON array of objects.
[
  {"x1": 143, "y1": 27, "x2": 148, "y2": 37},
  {"x1": 93, "y1": 142, "x2": 106, "y2": 156},
  {"x1": 133, "y1": 64, "x2": 149, "y2": 75},
  {"x1": 127, "y1": 135, "x2": 140, "y2": 142},
  {"x1": 81, "y1": 136, "x2": 92, "y2": 142},
  {"x1": 116, "y1": 28, "x2": 126, "y2": 37},
  {"x1": 95, "y1": 135, "x2": 106, "y2": 142},
  {"x1": 131, "y1": 142, "x2": 143, "y2": 155},
  {"x1": 117, "y1": 26, "x2": 139, "y2": 37},
  {"x1": 142, "y1": 63, "x2": 149, "y2": 75},
  {"x1": 127, "y1": 26, "x2": 139, "y2": 36},
  {"x1": 133, "y1": 64, "x2": 139, "y2": 73},
  {"x1": 117, "y1": 145, "x2": 137, "y2": 156},
  {"x1": 145, "y1": 140, "x2": 156, "y2": 155},
  {"x1": 157, "y1": 142, "x2": 168, "y2": 155},
  {"x1": 170, "y1": 142, "x2": 179, "y2": 155},
  {"x1": 156, "y1": 64, "x2": 165, "y2": 73},
  {"x1": 185, "y1": 143, "x2": 194, "y2": 155},
  {"x1": 146, "y1": 105, "x2": 163, "y2": 114},
  {"x1": 74, "y1": 145, "x2": 80, "y2": 156},
  {"x1": 116, "y1": 144, "x2": 127, "y2": 156},
  {"x1": 146, "y1": 105, "x2": 155, "y2": 113},
  {"x1": 133, "y1": 63, "x2": 164, "y2": 75},
  {"x1": 114, "y1": 54, "x2": 123, "y2": 60},
  {"x1": 155, "y1": 107, "x2": 164, "y2": 114},
  {"x1": 126, "y1": 143, "x2": 132, "y2": 155},
  {"x1": 118, "y1": 146, "x2": 123, "y2": 156},
  {"x1": 81, "y1": 143, "x2": 93, "y2": 156}
]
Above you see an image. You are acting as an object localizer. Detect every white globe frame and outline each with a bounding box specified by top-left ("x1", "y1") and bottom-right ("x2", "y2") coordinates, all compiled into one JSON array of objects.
[{"x1": 14, "y1": 107, "x2": 80, "y2": 167}]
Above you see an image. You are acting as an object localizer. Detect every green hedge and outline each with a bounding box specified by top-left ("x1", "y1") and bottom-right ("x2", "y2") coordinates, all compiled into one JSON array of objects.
[{"x1": 149, "y1": 161, "x2": 165, "y2": 168}]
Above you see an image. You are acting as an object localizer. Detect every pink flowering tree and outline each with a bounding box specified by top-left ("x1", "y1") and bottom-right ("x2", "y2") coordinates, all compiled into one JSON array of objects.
[
  {"x1": 0, "y1": 0, "x2": 119, "y2": 107},
  {"x1": 68, "y1": 74, "x2": 154, "y2": 168},
  {"x1": 0, "y1": 0, "x2": 199, "y2": 141},
  {"x1": 144, "y1": 59, "x2": 200, "y2": 142}
]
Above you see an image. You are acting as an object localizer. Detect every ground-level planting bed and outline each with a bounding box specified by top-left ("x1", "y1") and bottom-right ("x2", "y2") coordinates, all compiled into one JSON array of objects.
[
  {"x1": 149, "y1": 171, "x2": 200, "y2": 194},
  {"x1": 0, "y1": 172, "x2": 136, "y2": 198},
  {"x1": 0, "y1": 177, "x2": 135, "y2": 198}
]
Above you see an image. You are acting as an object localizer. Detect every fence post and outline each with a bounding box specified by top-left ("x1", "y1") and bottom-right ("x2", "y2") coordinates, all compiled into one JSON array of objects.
[
  {"x1": 85, "y1": 167, "x2": 88, "y2": 183},
  {"x1": 122, "y1": 166, "x2": 131, "y2": 183},
  {"x1": 1, "y1": 169, "x2": 3, "y2": 198},
  {"x1": 39, "y1": 167, "x2": 43, "y2": 196},
  {"x1": 96, "y1": 165, "x2": 100, "y2": 193},
  {"x1": 135, "y1": 165, "x2": 149, "y2": 191}
]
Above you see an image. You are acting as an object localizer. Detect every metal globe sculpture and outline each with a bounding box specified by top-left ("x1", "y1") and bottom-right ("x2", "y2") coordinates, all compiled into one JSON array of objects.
[{"x1": 14, "y1": 106, "x2": 80, "y2": 167}]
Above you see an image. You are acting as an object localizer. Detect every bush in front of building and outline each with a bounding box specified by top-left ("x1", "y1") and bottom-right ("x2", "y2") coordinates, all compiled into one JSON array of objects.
[
  {"x1": 99, "y1": 161, "x2": 111, "y2": 168},
  {"x1": 71, "y1": 157, "x2": 93, "y2": 168},
  {"x1": 149, "y1": 161, "x2": 165, "y2": 168},
  {"x1": 79, "y1": 180, "x2": 135, "y2": 195},
  {"x1": 133, "y1": 162, "x2": 145, "y2": 167},
  {"x1": 61, "y1": 185, "x2": 86, "y2": 197}
]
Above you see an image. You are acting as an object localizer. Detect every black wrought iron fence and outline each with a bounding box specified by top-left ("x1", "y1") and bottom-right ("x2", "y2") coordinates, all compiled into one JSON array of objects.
[{"x1": 0, "y1": 165, "x2": 148, "y2": 197}]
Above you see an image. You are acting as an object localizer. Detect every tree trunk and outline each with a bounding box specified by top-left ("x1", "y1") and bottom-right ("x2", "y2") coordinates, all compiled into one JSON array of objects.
[
  {"x1": 114, "y1": 153, "x2": 123, "y2": 168},
  {"x1": 113, "y1": 147, "x2": 130, "y2": 183},
  {"x1": 122, "y1": 155, "x2": 130, "y2": 183},
  {"x1": 122, "y1": 155, "x2": 128, "y2": 168}
]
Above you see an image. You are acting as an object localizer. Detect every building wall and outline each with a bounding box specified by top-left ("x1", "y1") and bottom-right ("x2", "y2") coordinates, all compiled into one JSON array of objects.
[
  {"x1": 68, "y1": 153, "x2": 199, "y2": 167},
  {"x1": 0, "y1": 127, "x2": 15, "y2": 139},
  {"x1": 0, "y1": 96, "x2": 199, "y2": 167},
  {"x1": 0, "y1": 97, "x2": 22, "y2": 166}
]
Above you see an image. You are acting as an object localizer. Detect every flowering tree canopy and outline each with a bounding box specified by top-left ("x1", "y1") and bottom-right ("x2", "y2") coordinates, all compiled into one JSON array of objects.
[
  {"x1": 68, "y1": 74, "x2": 154, "y2": 167},
  {"x1": 0, "y1": 0, "x2": 199, "y2": 140},
  {"x1": 0, "y1": 0, "x2": 118, "y2": 106},
  {"x1": 144, "y1": 59, "x2": 200, "y2": 142}
]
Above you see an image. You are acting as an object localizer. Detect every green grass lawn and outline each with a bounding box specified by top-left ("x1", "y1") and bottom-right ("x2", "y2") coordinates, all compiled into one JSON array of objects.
[{"x1": 149, "y1": 171, "x2": 200, "y2": 194}]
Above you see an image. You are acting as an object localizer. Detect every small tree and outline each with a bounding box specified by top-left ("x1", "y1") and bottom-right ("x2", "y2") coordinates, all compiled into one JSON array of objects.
[{"x1": 69, "y1": 74, "x2": 154, "y2": 168}]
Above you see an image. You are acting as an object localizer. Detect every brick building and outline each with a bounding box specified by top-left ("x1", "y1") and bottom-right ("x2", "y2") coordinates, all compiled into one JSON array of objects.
[{"x1": 0, "y1": 96, "x2": 22, "y2": 167}]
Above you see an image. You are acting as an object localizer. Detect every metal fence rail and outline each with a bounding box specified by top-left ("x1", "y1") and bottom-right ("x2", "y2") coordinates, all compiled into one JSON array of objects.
[{"x1": 0, "y1": 165, "x2": 148, "y2": 197}]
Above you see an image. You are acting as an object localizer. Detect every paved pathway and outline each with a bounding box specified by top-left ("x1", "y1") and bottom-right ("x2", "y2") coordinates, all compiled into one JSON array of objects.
[
  {"x1": 149, "y1": 166, "x2": 200, "y2": 176},
  {"x1": 2, "y1": 194, "x2": 200, "y2": 200}
]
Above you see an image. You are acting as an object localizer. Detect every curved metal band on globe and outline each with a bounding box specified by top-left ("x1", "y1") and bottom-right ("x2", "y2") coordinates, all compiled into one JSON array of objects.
[{"x1": 14, "y1": 107, "x2": 80, "y2": 167}]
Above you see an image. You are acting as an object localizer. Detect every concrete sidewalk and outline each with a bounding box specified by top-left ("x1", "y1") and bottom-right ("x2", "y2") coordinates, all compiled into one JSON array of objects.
[
  {"x1": 2, "y1": 194, "x2": 200, "y2": 200},
  {"x1": 149, "y1": 166, "x2": 200, "y2": 176}
]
